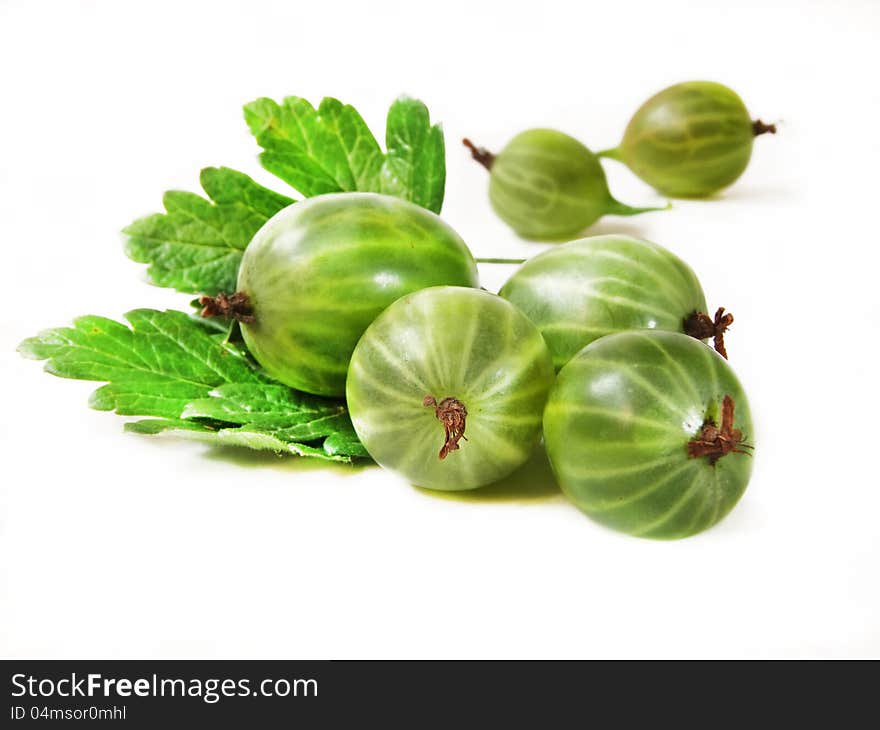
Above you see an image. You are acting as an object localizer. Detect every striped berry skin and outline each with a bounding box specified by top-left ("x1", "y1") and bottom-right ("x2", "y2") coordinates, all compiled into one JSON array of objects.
[
  {"x1": 603, "y1": 81, "x2": 764, "y2": 198},
  {"x1": 499, "y1": 235, "x2": 707, "y2": 371},
  {"x1": 346, "y1": 287, "x2": 555, "y2": 491},
  {"x1": 237, "y1": 193, "x2": 479, "y2": 397},
  {"x1": 486, "y1": 129, "x2": 665, "y2": 241},
  {"x1": 543, "y1": 330, "x2": 754, "y2": 540}
]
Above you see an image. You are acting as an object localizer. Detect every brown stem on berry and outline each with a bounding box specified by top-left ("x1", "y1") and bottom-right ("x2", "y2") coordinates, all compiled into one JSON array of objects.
[
  {"x1": 752, "y1": 119, "x2": 777, "y2": 136},
  {"x1": 683, "y1": 307, "x2": 734, "y2": 359},
  {"x1": 462, "y1": 138, "x2": 495, "y2": 171},
  {"x1": 199, "y1": 292, "x2": 256, "y2": 324},
  {"x1": 424, "y1": 395, "x2": 468, "y2": 460},
  {"x1": 687, "y1": 395, "x2": 753, "y2": 465}
]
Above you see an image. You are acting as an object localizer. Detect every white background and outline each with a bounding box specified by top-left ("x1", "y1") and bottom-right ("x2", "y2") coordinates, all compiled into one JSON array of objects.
[{"x1": 1, "y1": 0, "x2": 878, "y2": 659}]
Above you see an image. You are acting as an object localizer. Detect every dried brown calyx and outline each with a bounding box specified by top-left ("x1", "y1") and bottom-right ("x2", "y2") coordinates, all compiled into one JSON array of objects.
[
  {"x1": 199, "y1": 292, "x2": 256, "y2": 324},
  {"x1": 423, "y1": 395, "x2": 468, "y2": 460},
  {"x1": 687, "y1": 395, "x2": 753, "y2": 465},
  {"x1": 462, "y1": 138, "x2": 495, "y2": 171},
  {"x1": 752, "y1": 119, "x2": 777, "y2": 136},
  {"x1": 683, "y1": 307, "x2": 734, "y2": 359}
]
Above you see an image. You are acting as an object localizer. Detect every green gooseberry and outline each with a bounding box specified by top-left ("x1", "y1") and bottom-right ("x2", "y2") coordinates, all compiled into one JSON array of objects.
[
  {"x1": 499, "y1": 235, "x2": 733, "y2": 370},
  {"x1": 204, "y1": 192, "x2": 479, "y2": 397},
  {"x1": 464, "y1": 129, "x2": 667, "y2": 241},
  {"x1": 600, "y1": 81, "x2": 776, "y2": 198},
  {"x1": 346, "y1": 286, "x2": 555, "y2": 491},
  {"x1": 543, "y1": 330, "x2": 754, "y2": 540}
]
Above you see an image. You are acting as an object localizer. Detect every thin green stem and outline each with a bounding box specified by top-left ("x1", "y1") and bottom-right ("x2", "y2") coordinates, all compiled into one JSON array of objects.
[
  {"x1": 475, "y1": 257, "x2": 527, "y2": 264},
  {"x1": 597, "y1": 146, "x2": 624, "y2": 162},
  {"x1": 605, "y1": 198, "x2": 672, "y2": 217}
]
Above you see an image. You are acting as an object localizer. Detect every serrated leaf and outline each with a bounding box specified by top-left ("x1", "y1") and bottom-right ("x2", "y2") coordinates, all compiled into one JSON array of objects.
[
  {"x1": 183, "y1": 382, "x2": 332, "y2": 419},
  {"x1": 20, "y1": 309, "x2": 368, "y2": 461},
  {"x1": 124, "y1": 419, "x2": 358, "y2": 462},
  {"x1": 244, "y1": 94, "x2": 445, "y2": 213},
  {"x1": 123, "y1": 167, "x2": 293, "y2": 295},
  {"x1": 181, "y1": 383, "x2": 369, "y2": 456},
  {"x1": 244, "y1": 97, "x2": 384, "y2": 198},
  {"x1": 19, "y1": 309, "x2": 264, "y2": 418},
  {"x1": 19, "y1": 309, "x2": 367, "y2": 461},
  {"x1": 380, "y1": 96, "x2": 445, "y2": 213}
]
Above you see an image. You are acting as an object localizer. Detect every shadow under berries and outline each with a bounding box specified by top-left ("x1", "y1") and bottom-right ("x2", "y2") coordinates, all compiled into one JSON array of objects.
[{"x1": 414, "y1": 444, "x2": 562, "y2": 503}]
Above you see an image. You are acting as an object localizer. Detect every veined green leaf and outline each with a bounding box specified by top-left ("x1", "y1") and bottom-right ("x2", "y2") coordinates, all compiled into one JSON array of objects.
[
  {"x1": 18, "y1": 309, "x2": 263, "y2": 418},
  {"x1": 380, "y1": 96, "x2": 446, "y2": 214},
  {"x1": 123, "y1": 167, "x2": 293, "y2": 295},
  {"x1": 180, "y1": 383, "x2": 369, "y2": 457},
  {"x1": 244, "y1": 94, "x2": 445, "y2": 213},
  {"x1": 124, "y1": 419, "x2": 362, "y2": 463},
  {"x1": 19, "y1": 309, "x2": 367, "y2": 461},
  {"x1": 183, "y1": 383, "x2": 348, "y2": 438},
  {"x1": 244, "y1": 97, "x2": 384, "y2": 197}
]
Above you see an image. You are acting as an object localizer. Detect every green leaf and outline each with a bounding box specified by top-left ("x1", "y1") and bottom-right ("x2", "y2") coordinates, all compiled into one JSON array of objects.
[
  {"x1": 244, "y1": 97, "x2": 384, "y2": 198},
  {"x1": 244, "y1": 94, "x2": 445, "y2": 213},
  {"x1": 19, "y1": 309, "x2": 367, "y2": 461},
  {"x1": 183, "y1": 382, "x2": 326, "y2": 420},
  {"x1": 123, "y1": 167, "x2": 294, "y2": 295},
  {"x1": 323, "y1": 427, "x2": 371, "y2": 459},
  {"x1": 19, "y1": 309, "x2": 264, "y2": 418},
  {"x1": 380, "y1": 96, "x2": 446, "y2": 214},
  {"x1": 181, "y1": 383, "x2": 370, "y2": 459},
  {"x1": 124, "y1": 419, "x2": 359, "y2": 463}
]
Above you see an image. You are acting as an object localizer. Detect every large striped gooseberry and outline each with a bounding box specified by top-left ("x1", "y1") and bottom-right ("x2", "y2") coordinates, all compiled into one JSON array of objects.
[
  {"x1": 346, "y1": 286, "x2": 555, "y2": 490},
  {"x1": 206, "y1": 193, "x2": 479, "y2": 397},
  {"x1": 498, "y1": 235, "x2": 733, "y2": 370},
  {"x1": 543, "y1": 330, "x2": 754, "y2": 539},
  {"x1": 463, "y1": 129, "x2": 667, "y2": 241},
  {"x1": 600, "y1": 81, "x2": 776, "y2": 198}
]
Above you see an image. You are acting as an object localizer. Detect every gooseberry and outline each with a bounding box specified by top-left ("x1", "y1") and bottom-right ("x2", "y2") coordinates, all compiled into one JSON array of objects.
[
  {"x1": 600, "y1": 81, "x2": 776, "y2": 198},
  {"x1": 346, "y1": 286, "x2": 555, "y2": 490},
  {"x1": 464, "y1": 129, "x2": 667, "y2": 241},
  {"x1": 498, "y1": 235, "x2": 732, "y2": 370},
  {"x1": 543, "y1": 330, "x2": 754, "y2": 539},
  {"x1": 205, "y1": 193, "x2": 479, "y2": 397}
]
